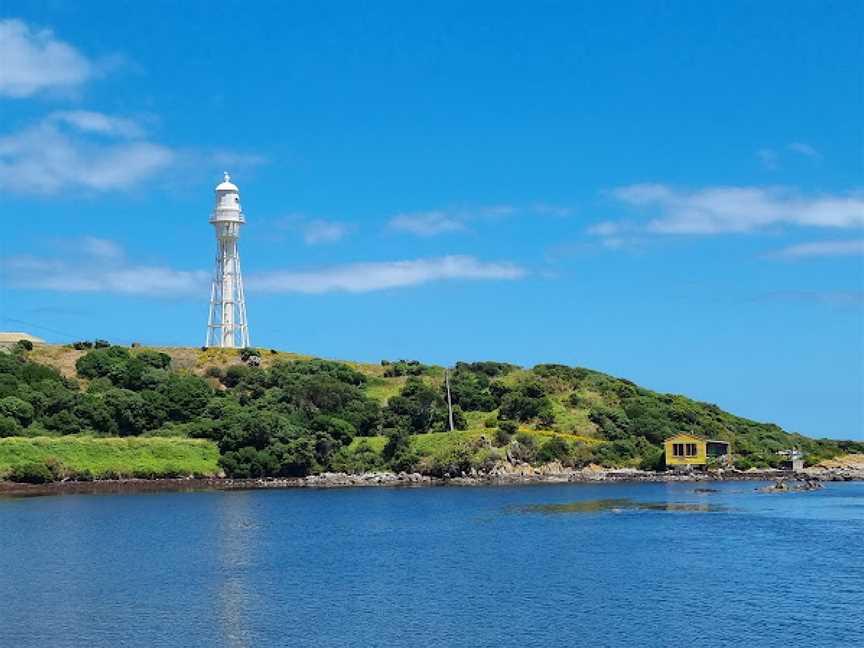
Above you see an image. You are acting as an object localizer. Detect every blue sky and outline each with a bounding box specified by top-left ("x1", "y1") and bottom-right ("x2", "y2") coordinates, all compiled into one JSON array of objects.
[{"x1": 1, "y1": 1, "x2": 862, "y2": 439}]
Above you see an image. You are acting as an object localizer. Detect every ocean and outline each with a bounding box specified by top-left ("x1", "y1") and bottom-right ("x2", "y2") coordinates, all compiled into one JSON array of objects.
[{"x1": 1, "y1": 481, "x2": 862, "y2": 647}]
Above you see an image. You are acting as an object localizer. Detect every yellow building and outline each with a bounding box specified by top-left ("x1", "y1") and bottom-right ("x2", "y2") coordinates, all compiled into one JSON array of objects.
[{"x1": 664, "y1": 433, "x2": 731, "y2": 469}]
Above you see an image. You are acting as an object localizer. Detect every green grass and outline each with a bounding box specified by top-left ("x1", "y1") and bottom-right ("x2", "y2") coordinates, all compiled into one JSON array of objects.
[
  {"x1": 0, "y1": 436, "x2": 220, "y2": 480},
  {"x1": 364, "y1": 376, "x2": 406, "y2": 404}
]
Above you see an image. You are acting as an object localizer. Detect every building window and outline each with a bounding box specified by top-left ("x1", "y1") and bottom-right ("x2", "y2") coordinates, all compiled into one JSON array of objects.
[
  {"x1": 673, "y1": 443, "x2": 684, "y2": 457},
  {"x1": 686, "y1": 443, "x2": 697, "y2": 456}
]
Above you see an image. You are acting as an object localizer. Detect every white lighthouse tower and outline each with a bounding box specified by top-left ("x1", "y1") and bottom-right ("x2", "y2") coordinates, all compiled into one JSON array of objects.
[{"x1": 205, "y1": 172, "x2": 250, "y2": 348}]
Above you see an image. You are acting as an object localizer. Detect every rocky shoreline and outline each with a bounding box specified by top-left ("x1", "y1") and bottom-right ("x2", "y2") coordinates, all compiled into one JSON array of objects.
[{"x1": 1, "y1": 462, "x2": 862, "y2": 497}]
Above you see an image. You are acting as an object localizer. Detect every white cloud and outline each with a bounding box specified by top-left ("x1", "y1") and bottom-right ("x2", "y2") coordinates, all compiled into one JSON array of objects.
[
  {"x1": 389, "y1": 203, "x2": 573, "y2": 237},
  {"x1": 3, "y1": 241, "x2": 525, "y2": 297},
  {"x1": 609, "y1": 184, "x2": 864, "y2": 234},
  {"x1": 769, "y1": 240, "x2": 864, "y2": 259},
  {"x1": 247, "y1": 256, "x2": 526, "y2": 294},
  {"x1": 302, "y1": 219, "x2": 349, "y2": 245},
  {"x1": 0, "y1": 112, "x2": 175, "y2": 194},
  {"x1": 787, "y1": 142, "x2": 821, "y2": 160},
  {"x1": 586, "y1": 221, "x2": 623, "y2": 237},
  {"x1": 2, "y1": 252, "x2": 208, "y2": 297},
  {"x1": 48, "y1": 110, "x2": 145, "y2": 138},
  {"x1": 389, "y1": 211, "x2": 467, "y2": 236},
  {"x1": 0, "y1": 19, "x2": 96, "y2": 97},
  {"x1": 80, "y1": 236, "x2": 124, "y2": 261}
]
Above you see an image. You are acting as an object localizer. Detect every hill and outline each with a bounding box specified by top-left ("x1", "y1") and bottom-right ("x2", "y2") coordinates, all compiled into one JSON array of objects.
[{"x1": 0, "y1": 340, "x2": 860, "y2": 482}]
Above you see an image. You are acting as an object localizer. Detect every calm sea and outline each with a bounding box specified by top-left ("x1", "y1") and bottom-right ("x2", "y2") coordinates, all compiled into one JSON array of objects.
[{"x1": 1, "y1": 482, "x2": 862, "y2": 648}]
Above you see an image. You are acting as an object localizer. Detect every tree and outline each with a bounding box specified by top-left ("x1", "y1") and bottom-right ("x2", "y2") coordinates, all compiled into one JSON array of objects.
[
  {"x1": 383, "y1": 377, "x2": 447, "y2": 435},
  {"x1": 0, "y1": 416, "x2": 22, "y2": 437},
  {"x1": 0, "y1": 396, "x2": 34, "y2": 426}
]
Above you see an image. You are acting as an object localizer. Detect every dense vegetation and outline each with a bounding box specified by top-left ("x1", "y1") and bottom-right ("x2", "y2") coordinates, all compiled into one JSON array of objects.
[{"x1": 1, "y1": 342, "x2": 860, "y2": 482}]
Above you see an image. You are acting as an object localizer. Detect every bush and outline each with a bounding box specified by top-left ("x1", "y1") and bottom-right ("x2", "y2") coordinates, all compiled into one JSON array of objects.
[
  {"x1": 16, "y1": 339, "x2": 34, "y2": 352},
  {"x1": 204, "y1": 366, "x2": 224, "y2": 379},
  {"x1": 494, "y1": 427, "x2": 512, "y2": 447},
  {"x1": 429, "y1": 442, "x2": 474, "y2": 477},
  {"x1": 499, "y1": 420, "x2": 518, "y2": 436},
  {"x1": 331, "y1": 440, "x2": 384, "y2": 474},
  {"x1": 239, "y1": 347, "x2": 260, "y2": 363},
  {"x1": 536, "y1": 436, "x2": 571, "y2": 463},
  {"x1": 94, "y1": 339, "x2": 110, "y2": 349},
  {"x1": 0, "y1": 415, "x2": 23, "y2": 437},
  {"x1": 0, "y1": 396, "x2": 35, "y2": 426},
  {"x1": 7, "y1": 462, "x2": 54, "y2": 484},
  {"x1": 383, "y1": 359, "x2": 427, "y2": 377}
]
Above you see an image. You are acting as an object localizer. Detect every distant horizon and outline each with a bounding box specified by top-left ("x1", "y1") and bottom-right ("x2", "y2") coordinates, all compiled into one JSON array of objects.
[{"x1": 2, "y1": 2, "x2": 862, "y2": 440}]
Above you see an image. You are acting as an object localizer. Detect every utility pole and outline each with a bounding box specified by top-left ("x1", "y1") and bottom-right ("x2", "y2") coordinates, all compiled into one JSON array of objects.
[{"x1": 445, "y1": 368, "x2": 455, "y2": 432}]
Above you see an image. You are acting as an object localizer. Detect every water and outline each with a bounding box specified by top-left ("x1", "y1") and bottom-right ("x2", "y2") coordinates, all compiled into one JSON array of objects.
[{"x1": 1, "y1": 482, "x2": 862, "y2": 648}]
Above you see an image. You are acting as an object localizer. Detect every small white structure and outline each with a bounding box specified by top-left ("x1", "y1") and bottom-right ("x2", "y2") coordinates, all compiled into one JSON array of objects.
[
  {"x1": 777, "y1": 448, "x2": 805, "y2": 472},
  {"x1": 205, "y1": 173, "x2": 251, "y2": 348}
]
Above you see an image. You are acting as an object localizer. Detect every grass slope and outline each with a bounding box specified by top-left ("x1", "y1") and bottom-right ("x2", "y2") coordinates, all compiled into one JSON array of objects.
[{"x1": 0, "y1": 436, "x2": 220, "y2": 480}]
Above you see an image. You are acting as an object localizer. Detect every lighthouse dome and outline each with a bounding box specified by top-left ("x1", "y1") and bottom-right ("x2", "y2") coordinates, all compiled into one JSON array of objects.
[{"x1": 215, "y1": 171, "x2": 238, "y2": 192}]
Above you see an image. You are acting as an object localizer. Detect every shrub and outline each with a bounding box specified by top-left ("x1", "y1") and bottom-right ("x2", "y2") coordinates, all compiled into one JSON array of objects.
[
  {"x1": 204, "y1": 366, "x2": 224, "y2": 379},
  {"x1": 239, "y1": 347, "x2": 260, "y2": 362},
  {"x1": 536, "y1": 436, "x2": 571, "y2": 463},
  {"x1": 8, "y1": 462, "x2": 54, "y2": 484},
  {"x1": 494, "y1": 427, "x2": 512, "y2": 447},
  {"x1": 0, "y1": 415, "x2": 23, "y2": 437},
  {"x1": 16, "y1": 339, "x2": 34, "y2": 352},
  {"x1": 94, "y1": 339, "x2": 110, "y2": 348},
  {"x1": 499, "y1": 420, "x2": 518, "y2": 436},
  {"x1": 331, "y1": 440, "x2": 385, "y2": 474},
  {"x1": 0, "y1": 396, "x2": 35, "y2": 426},
  {"x1": 383, "y1": 359, "x2": 427, "y2": 377},
  {"x1": 429, "y1": 442, "x2": 474, "y2": 477}
]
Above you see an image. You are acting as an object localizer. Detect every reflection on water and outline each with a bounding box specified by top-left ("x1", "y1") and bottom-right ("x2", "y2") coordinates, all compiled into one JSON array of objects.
[
  {"x1": 513, "y1": 498, "x2": 729, "y2": 514},
  {"x1": 216, "y1": 492, "x2": 259, "y2": 648}
]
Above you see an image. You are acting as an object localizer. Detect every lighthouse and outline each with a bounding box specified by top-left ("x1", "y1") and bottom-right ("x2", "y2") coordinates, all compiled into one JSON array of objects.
[{"x1": 205, "y1": 172, "x2": 250, "y2": 348}]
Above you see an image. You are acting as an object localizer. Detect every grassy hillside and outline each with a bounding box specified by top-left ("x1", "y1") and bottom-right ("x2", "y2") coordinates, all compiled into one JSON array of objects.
[
  {"x1": 1, "y1": 341, "x2": 860, "y2": 482},
  {"x1": 0, "y1": 436, "x2": 219, "y2": 482}
]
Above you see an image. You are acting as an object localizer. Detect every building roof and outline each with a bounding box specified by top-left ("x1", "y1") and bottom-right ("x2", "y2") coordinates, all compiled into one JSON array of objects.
[
  {"x1": 666, "y1": 433, "x2": 730, "y2": 446},
  {"x1": 215, "y1": 171, "x2": 238, "y2": 192}
]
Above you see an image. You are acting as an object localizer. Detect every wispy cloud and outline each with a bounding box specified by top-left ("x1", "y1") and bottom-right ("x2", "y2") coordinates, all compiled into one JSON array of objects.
[
  {"x1": 48, "y1": 110, "x2": 145, "y2": 138},
  {"x1": 248, "y1": 256, "x2": 526, "y2": 293},
  {"x1": 756, "y1": 142, "x2": 821, "y2": 170},
  {"x1": 269, "y1": 215, "x2": 351, "y2": 245},
  {"x1": 605, "y1": 184, "x2": 864, "y2": 235},
  {"x1": 0, "y1": 111, "x2": 265, "y2": 194},
  {"x1": 769, "y1": 239, "x2": 864, "y2": 259},
  {"x1": 389, "y1": 211, "x2": 467, "y2": 236},
  {"x1": 0, "y1": 112, "x2": 175, "y2": 194},
  {"x1": 2, "y1": 249, "x2": 208, "y2": 297},
  {"x1": 3, "y1": 240, "x2": 525, "y2": 297},
  {"x1": 0, "y1": 18, "x2": 97, "y2": 97},
  {"x1": 389, "y1": 203, "x2": 573, "y2": 237},
  {"x1": 787, "y1": 142, "x2": 821, "y2": 160},
  {"x1": 302, "y1": 219, "x2": 349, "y2": 245}
]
